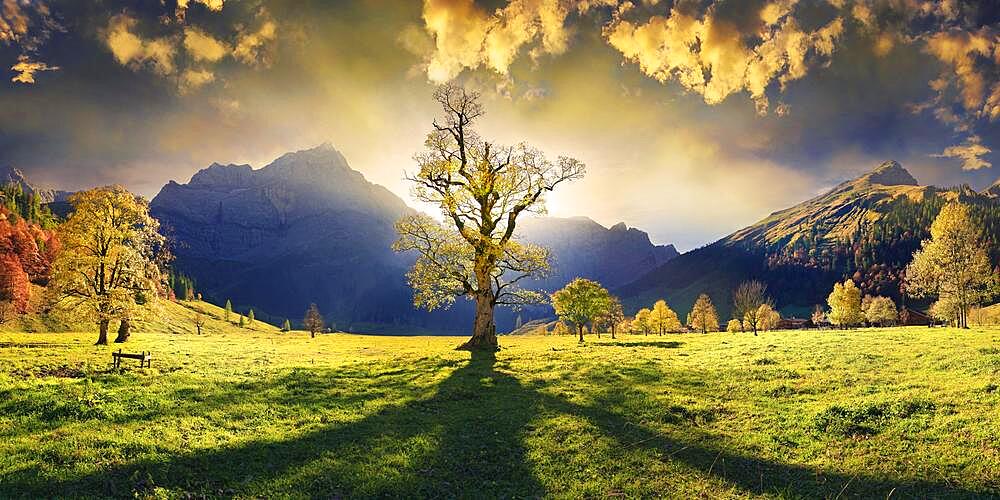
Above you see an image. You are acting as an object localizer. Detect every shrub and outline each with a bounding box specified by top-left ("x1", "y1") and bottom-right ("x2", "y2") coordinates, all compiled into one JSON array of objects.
[{"x1": 726, "y1": 319, "x2": 743, "y2": 332}]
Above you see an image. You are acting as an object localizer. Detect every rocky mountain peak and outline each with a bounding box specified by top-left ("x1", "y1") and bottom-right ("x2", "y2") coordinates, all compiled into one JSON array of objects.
[
  {"x1": 861, "y1": 160, "x2": 918, "y2": 186},
  {"x1": 986, "y1": 178, "x2": 1000, "y2": 197},
  {"x1": 188, "y1": 163, "x2": 254, "y2": 189},
  {"x1": 0, "y1": 165, "x2": 29, "y2": 186},
  {"x1": 0, "y1": 164, "x2": 71, "y2": 202}
]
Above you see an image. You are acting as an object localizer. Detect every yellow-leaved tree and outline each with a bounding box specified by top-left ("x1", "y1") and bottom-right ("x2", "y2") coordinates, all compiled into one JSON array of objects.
[
  {"x1": 551, "y1": 278, "x2": 612, "y2": 343},
  {"x1": 906, "y1": 202, "x2": 998, "y2": 328},
  {"x1": 632, "y1": 308, "x2": 652, "y2": 335},
  {"x1": 756, "y1": 303, "x2": 781, "y2": 331},
  {"x1": 827, "y1": 279, "x2": 864, "y2": 328},
  {"x1": 650, "y1": 299, "x2": 682, "y2": 335},
  {"x1": 393, "y1": 85, "x2": 585, "y2": 350},
  {"x1": 688, "y1": 293, "x2": 720, "y2": 333},
  {"x1": 49, "y1": 186, "x2": 165, "y2": 345}
]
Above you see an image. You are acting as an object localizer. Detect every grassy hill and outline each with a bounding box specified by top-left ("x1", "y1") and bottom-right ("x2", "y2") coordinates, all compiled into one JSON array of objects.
[
  {"x1": 0, "y1": 297, "x2": 282, "y2": 336},
  {"x1": 2, "y1": 324, "x2": 999, "y2": 497}
]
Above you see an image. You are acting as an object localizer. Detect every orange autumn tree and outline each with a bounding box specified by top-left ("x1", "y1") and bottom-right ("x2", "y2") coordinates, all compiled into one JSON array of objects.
[{"x1": 0, "y1": 211, "x2": 59, "y2": 313}]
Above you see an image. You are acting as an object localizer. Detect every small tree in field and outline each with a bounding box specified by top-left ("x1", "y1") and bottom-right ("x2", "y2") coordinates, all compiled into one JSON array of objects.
[
  {"x1": 282, "y1": 319, "x2": 291, "y2": 331},
  {"x1": 49, "y1": 186, "x2": 164, "y2": 345},
  {"x1": 304, "y1": 303, "x2": 324, "y2": 338},
  {"x1": 192, "y1": 311, "x2": 206, "y2": 335},
  {"x1": 224, "y1": 299, "x2": 232, "y2": 322},
  {"x1": 863, "y1": 295, "x2": 897, "y2": 326},
  {"x1": 811, "y1": 305, "x2": 826, "y2": 327},
  {"x1": 238, "y1": 315, "x2": 245, "y2": 328},
  {"x1": 247, "y1": 309, "x2": 255, "y2": 327},
  {"x1": 757, "y1": 303, "x2": 780, "y2": 331},
  {"x1": 598, "y1": 297, "x2": 625, "y2": 339},
  {"x1": 551, "y1": 278, "x2": 612, "y2": 343},
  {"x1": 650, "y1": 299, "x2": 681, "y2": 335},
  {"x1": 393, "y1": 84, "x2": 585, "y2": 351},
  {"x1": 733, "y1": 280, "x2": 769, "y2": 335},
  {"x1": 726, "y1": 318, "x2": 743, "y2": 332},
  {"x1": 632, "y1": 308, "x2": 652, "y2": 335},
  {"x1": 688, "y1": 293, "x2": 720, "y2": 333},
  {"x1": 827, "y1": 279, "x2": 863, "y2": 328},
  {"x1": 906, "y1": 202, "x2": 998, "y2": 328}
]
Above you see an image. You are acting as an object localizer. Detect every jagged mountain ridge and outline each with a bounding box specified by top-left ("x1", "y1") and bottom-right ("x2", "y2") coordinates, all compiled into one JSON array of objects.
[
  {"x1": 151, "y1": 144, "x2": 677, "y2": 332},
  {"x1": 517, "y1": 216, "x2": 677, "y2": 291},
  {"x1": 619, "y1": 161, "x2": 1000, "y2": 319},
  {"x1": 0, "y1": 165, "x2": 72, "y2": 203}
]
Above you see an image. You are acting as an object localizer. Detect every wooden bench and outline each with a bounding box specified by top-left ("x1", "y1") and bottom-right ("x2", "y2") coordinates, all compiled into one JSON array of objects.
[{"x1": 112, "y1": 349, "x2": 152, "y2": 368}]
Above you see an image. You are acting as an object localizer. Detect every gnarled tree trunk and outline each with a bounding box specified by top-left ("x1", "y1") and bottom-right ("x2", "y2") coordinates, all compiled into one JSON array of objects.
[
  {"x1": 459, "y1": 292, "x2": 497, "y2": 351},
  {"x1": 96, "y1": 319, "x2": 109, "y2": 345},
  {"x1": 114, "y1": 318, "x2": 131, "y2": 343}
]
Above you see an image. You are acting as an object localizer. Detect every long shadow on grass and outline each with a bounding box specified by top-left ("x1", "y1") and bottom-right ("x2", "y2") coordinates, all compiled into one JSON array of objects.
[
  {"x1": 2, "y1": 350, "x2": 546, "y2": 498},
  {"x1": 599, "y1": 340, "x2": 684, "y2": 349},
  {"x1": 2, "y1": 350, "x2": 991, "y2": 498}
]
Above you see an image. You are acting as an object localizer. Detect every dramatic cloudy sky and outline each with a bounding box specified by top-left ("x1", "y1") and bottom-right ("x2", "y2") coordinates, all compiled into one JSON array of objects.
[{"x1": 1, "y1": 0, "x2": 999, "y2": 250}]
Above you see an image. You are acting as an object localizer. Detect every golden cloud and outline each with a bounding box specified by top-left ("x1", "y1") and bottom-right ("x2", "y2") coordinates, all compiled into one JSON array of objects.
[
  {"x1": 933, "y1": 135, "x2": 992, "y2": 171},
  {"x1": 184, "y1": 27, "x2": 229, "y2": 63},
  {"x1": 234, "y1": 10, "x2": 278, "y2": 67},
  {"x1": 0, "y1": 0, "x2": 30, "y2": 44},
  {"x1": 605, "y1": 2, "x2": 844, "y2": 115},
  {"x1": 179, "y1": 68, "x2": 215, "y2": 94},
  {"x1": 925, "y1": 28, "x2": 998, "y2": 118},
  {"x1": 103, "y1": 14, "x2": 177, "y2": 76},
  {"x1": 175, "y1": 0, "x2": 225, "y2": 20},
  {"x1": 416, "y1": 0, "x2": 614, "y2": 83},
  {"x1": 10, "y1": 54, "x2": 58, "y2": 84}
]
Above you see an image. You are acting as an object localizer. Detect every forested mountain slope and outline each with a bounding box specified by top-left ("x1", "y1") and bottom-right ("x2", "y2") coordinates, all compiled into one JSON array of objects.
[{"x1": 620, "y1": 161, "x2": 1000, "y2": 318}]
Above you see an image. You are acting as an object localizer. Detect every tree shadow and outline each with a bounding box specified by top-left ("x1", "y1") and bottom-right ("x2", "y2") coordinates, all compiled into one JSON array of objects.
[
  {"x1": 598, "y1": 340, "x2": 684, "y2": 349},
  {"x1": 3, "y1": 349, "x2": 548, "y2": 498},
  {"x1": 2, "y1": 350, "x2": 992, "y2": 498}
]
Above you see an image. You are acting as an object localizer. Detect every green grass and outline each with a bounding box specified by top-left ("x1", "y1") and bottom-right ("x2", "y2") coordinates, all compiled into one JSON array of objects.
[{"x1": 2, "y1": 312, "x2": 1000, "y2": 498}]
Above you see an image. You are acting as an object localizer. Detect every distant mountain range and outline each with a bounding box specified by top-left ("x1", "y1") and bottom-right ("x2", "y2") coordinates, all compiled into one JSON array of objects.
[
  {"x1": 8, "y1": 150, "x2": 998, "y2": 330},
  {"x1": 149, "y1": 144, "x2": 677, "y2": 332},
  {"x1": 619, "y1": 161, "x2": 1000, "y2": 319},
  {"x1": 0, "y1": 166, "x2": 72, "y2": 204}
]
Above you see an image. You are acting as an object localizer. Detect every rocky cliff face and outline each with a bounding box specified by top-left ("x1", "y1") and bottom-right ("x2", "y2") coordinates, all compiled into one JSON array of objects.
[
  {"x1": 151, "y1": 144, "x2": 423, "y2": 330},
  {"x1": 986, "y1": 178, "x2": 1000, "y2": 198},
  {"x1": 516, "y1": 216, "x2": 677, "y2": 291},
  {"x1": 151, "y1": 144, "x2": 678, "y2": 332}
]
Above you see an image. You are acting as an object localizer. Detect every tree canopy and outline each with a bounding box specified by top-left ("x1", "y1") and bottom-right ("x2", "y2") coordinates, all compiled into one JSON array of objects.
[
  {"x1": 551, "y1": 278, "x2": 612, "y2": 343},
  {"x1": 49, "y1": 186, "x2": 165, "y2": 345},
  {"x1": 394, "y1": 84, "x2": 585, "y2": 350},
  {"x1": 733, "y1": 281, "x2": 770, "y2": 335},
  {"x1": 304, "y1": 303, "x2": 324, "y2": 338},
  {"x1": 905, "y1": 202, "x2": 998, "y2": 328},
  {"x1": 827, "y1": 279, "x2": 864, "y2": 328},
  {"x1": 688, "y1": 293, "x2": 720, "y2": 333}
]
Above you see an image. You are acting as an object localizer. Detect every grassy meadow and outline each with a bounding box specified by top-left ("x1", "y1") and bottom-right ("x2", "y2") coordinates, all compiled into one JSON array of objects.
[{"x1": 1, "y1": 306, "x2": 999, "y2": 498}]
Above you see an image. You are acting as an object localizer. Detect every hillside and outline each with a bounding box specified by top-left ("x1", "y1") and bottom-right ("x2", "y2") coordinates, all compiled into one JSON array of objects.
[
  {"x1": 620, "y1": 161, "x2": 1000, "y2": 318},
  {"x1": 2, "y1": 298, "x2": 281, "y2": 336},
  {"x1": 2, "y1": 327, "x2": 998, "y2": 497},
  {"x1": 152, "y1": 144, "x2": 677, "y2": 332}
]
